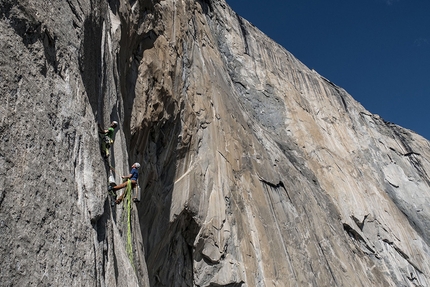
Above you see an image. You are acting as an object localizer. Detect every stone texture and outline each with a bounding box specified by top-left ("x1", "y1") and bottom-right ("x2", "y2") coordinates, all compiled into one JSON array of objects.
[
  {"x1": 1, "y1": 0, "x2": 429, "y2": 286},
  {"x1": 0, "y1": 0, "x2": 148, "y2": 286}
]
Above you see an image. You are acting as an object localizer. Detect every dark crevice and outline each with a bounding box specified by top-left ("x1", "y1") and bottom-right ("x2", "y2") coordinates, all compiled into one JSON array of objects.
[
  {"x1": 42, "y1": 27, "x2": 58, "y2": 74},
  {"x1": 343, "y1": 223, "x2": 364, "y2": 241},
  {"x1": 351, "y1": 214, "x2": 369, "y2": 231},
  {"x1": 343, "y1": 223, "x2": 375, "y2": 254},
  {"x1": 93, "y1": 243, "x2": 98, "y2": 284},
  {"x1": 4, "y1": 2, "x2": 58, "y2": 75},
  {"x1": 407, "y1": 273, "x2": 418, "y2": 283},
  {"x1": 275, "y1": 140, "x2": 320, "y2": 186},
  {"x1": 337, "y1": 92, "x2": 348, "y2": 112},
  {"x1": 382, "y1": 240, "x2": 424, "y2": 274},
  {"x1": 387, "y1": 123, "x2": 429, "y2": 185},
  {"x1": 321, "y1": 77, "x2": 348, "y2": 112},
  {"x1": 112, "y1": 231, "x2": 120, "y2": 285},
  {"x1": 66, "y1": 0, "x2": 83, "y2": 22},
  {"x1": 258, "y1": 178, "x2": 285, "y2": 189},
  {"x1": 0, "y1": 0, "x2": 16, "y2": 19},
  {"x1": 235, "y1": 13, "x2": 249, "y2": 55},
  {"x1": 208, "y1": 282, "x2": 244, "y2": 287},
  {"x1": 107, "y1": 0, "x2": 120, "y2": 16},
  {"x1": 403, "y1": 151, "x2": 420, "y2": 157},
  {"x1": 128, "y1": 0, "x2": 137, "y2": 7},
  {"x1": 94, "y1": 198, "x2": 110, "y2": 242},
  {"x1": 80, "y1": 14, "x2": 103, "y2": 119},
  {"x1": 380, "y1": 123, "x2": 430, "y2": 244},
  {"x1": 134, "y1": 91, "x2": 184, "y2": 284},
  {"x1": 196, "y1": 0, "x2": 213, "y2": 15},
  {"x1": 0, "y1": 190, "x2": 5, "y2": 208},
  {"x1": 7, "y1": 8, "x2": 42, "y2": 46},
  {"x1": 258, "y1": 177, "x2": 291, "y2": 202},
  {"x1": 234, "y1": 81, "x2": 247, "y2": 90},
  {"x1": 0, "y1": 153, "x2": 7, "y2": 208},
  {"x1": 118, "y1": 27, "x2": 158, "y2": 141},
  {"x1": 146, "y1": 209, "x2": 200, "y2": 286}
]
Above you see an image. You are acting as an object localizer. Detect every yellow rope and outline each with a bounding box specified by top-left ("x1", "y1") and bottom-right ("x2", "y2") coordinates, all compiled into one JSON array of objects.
[{"x1": 125, "y1": 179, "x2": 134, "y2": 266}]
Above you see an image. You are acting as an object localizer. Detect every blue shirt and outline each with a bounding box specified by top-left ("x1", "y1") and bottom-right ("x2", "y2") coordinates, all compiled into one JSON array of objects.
[{"x1": 130, "y1": 168, "x2": 139, "y2": 181}]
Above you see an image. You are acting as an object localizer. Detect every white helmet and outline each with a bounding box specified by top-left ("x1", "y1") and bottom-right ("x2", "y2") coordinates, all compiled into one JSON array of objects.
[
  {"x1": 133, "y1": 163, "x2": 141, "y2": 169},
  {"x1": 111, "y1": 121, "x2": 118, "y2": 127}
]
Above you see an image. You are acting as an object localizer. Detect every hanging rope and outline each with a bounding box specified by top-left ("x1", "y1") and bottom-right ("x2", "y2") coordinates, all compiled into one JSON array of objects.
[{"x1": 125, "y1": 179, "x2": 134, "y2": 266}]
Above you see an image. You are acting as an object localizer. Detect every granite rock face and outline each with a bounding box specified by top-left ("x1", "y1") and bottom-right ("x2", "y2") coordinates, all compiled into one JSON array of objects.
[{"x1": 1, "y1": 0, "x2": 430, "y2": 286}]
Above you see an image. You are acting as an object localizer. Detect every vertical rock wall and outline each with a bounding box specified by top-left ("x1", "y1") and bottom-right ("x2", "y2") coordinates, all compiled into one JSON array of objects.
[
  {"x1": 0, "y1": 0, "x2": 148, "y2": 286},
  {"x1": 1, "y1": 0, "x2": 429, "y2": 286},
  {"x1": 129, "y1": 0, "x2": 430, "y2": 286}
]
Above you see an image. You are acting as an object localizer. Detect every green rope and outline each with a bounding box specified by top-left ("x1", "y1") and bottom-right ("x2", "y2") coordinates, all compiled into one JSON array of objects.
[{"x1": 125, "y1": 179, "x2": 134, "y2": 266}]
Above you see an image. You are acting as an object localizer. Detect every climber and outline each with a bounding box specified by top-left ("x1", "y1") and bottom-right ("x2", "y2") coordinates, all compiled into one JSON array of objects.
[
  {"x1": 98, "y1": 121, "x2": 118, "y2": 159},
  {"x1": 109, "y1": 162, "x2": 140, "y2": 204}
]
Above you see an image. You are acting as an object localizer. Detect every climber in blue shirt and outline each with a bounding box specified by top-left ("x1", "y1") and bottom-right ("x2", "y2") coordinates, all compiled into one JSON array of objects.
[{"x1": 108, "y1": 163, "x2": 140, "y2": 204}]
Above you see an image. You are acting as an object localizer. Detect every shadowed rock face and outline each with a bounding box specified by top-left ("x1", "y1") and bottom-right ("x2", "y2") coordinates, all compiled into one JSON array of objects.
[{"x1": 1, "y1": 0, "x2": 429, "y2": 286}]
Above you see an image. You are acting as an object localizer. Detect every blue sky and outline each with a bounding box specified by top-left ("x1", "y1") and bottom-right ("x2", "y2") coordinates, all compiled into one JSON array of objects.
[{"x1": 226, "y1": 0, "x2": 430, "y2": 140}]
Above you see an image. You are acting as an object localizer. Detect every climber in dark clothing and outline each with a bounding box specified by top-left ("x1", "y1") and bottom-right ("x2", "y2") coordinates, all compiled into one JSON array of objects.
[
  {"x1": 98, "y1": 121, "x2": 118, "y2": 158},
  {"x1": 109, "y1": 163, "x2": 140, "y2": 204}
]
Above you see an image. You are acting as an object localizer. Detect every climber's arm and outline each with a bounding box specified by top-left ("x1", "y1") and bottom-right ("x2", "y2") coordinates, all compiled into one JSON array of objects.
[{"x1": 122, "y1": 173, "x2": 133, "y2": 180}]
